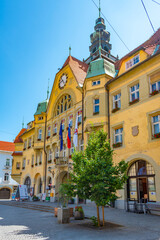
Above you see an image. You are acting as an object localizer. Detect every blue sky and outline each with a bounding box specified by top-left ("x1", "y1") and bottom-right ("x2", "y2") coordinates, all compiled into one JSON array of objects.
[{"x1": 0, "y1": 0, "x2": 160, "y2": 142}]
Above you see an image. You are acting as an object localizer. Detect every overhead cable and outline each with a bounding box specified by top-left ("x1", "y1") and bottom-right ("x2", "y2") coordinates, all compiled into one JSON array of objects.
[
  {"x1": 152, "y1": 0, "x2": 160, "y2": 6},
  {"x1": 141, "y1": 0, "x2": 155, "y2": 32}
]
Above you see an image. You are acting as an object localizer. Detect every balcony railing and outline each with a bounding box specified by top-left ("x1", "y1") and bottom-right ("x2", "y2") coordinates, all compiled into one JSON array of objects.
[{"x1": 54, "y1": 157, "x2": 69, "y2": 167}]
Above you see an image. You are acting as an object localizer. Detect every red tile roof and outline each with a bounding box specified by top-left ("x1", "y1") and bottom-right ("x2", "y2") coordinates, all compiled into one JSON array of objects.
[
  {"x1": 14, "y1": 128, "x2": 26, "y2": 143},
  {"x1": 63, "y1": 56, "x2": 88, "y2": 85},
  {"x1": 12, "y1": 151, "x2": 23, "y2": 156},
  {"x1": 0, "y1": 141, "x2": 15, "y2": 152},
  {"x1": 115, "y1": 28, "x2": 160, "y2": 71}
]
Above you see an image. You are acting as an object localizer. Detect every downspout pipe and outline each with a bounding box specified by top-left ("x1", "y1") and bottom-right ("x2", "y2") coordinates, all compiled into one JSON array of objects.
[
  {"x1": 44, "y1": 113, "x2": 47, "y2": 193},
  {"x1": 106, "y1": 87, "x2": 110, "y2": 141},
  {"x1": 82, "y1": 90, "x2": 84, "y2": 142}
]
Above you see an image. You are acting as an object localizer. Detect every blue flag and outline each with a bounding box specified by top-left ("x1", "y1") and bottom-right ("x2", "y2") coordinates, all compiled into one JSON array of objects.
[{"x1": 59, "y1": 121, "x2": 63, "y2": 151}]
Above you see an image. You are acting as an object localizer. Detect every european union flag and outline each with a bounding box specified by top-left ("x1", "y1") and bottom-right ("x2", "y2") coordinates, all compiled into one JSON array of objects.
[{"x1": 59, "y1": 121, "x2": 63, "y2": 151}]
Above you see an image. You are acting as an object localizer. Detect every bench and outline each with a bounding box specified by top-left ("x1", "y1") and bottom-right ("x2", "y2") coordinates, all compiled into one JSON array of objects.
[{"x1": 143, "y1": 203, "x2": 160, "y2": 215}]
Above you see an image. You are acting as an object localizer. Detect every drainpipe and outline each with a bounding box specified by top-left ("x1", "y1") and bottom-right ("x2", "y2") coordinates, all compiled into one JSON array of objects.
[
  {"x1": 44, "y1": 113, "x2": 47, "y2": 193},
  {"x1": 82, "y1": 89, "x2": 84, "y2": 142},
  {"x1": 106, "y1": 87, "x2": 110, "y2": 141}
]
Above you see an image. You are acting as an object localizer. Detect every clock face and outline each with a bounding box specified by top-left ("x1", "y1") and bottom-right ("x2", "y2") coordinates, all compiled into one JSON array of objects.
[{"x1": 59, "y1": 74, "x2": 68, "y2": 89}]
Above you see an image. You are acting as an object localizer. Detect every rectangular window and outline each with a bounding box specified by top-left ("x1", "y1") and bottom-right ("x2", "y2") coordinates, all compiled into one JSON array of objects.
[
  {"x1": 92, "y1": 80, "x2": 100, "y2": 86},
  {"x1": 22, "y1": 158, "x2": 26, "y2": 169},
  {"x1": 69, "y1": 115, "x2": 73, "y2": 128},
  {"x1": 47, "y1": 126, "x2": 51, "y2": 137},
  {"x1": 53, "y1": 123, "x2": 57, "y2": 134},
  {"x1": 152, "y1": 115, "x2": 160, "y2": 138},
  {"x1": 150, "y1": 80, "x2": 160, "y2": 95},
  {"x1": 49, "y1": 149, "x2": 52, "y2": 161},
  {"x1": 38, "y1": 129, "x2": 42, "y2": 140},
  {"x1": 24, "y1": 140, "x2": 27, "y2": 150},
  {"x1": 113, "y1": 128, "x2": 123, "y2": 148},
  {"x1": 78, "y1": 110, "x2": 82, "y2": 124},
  {"x1": 113, "y1": 93, "x2": 121, "y2": 110},
  {"x1": 4, "y1": 173, "x2": 9, "y2": 181},
  {"x1": 38, "y1": 116, "x2": 43, "y2": 121},
  {"x1": 62, "y1": 120, "x2": 65, "y2": 131},
  {"x1": 126, "y1": 54, "x2": 140, "y2": 70},
  {"x1": 79, "y1": 139, "x2": 84, "y2": 151},
  {"x1": 28, "y1": 138, "x2": 31, "y2": 148},
  {"x1": 130, "y1": 83, "x2": 139, "y2": 103},
  {"x1": 63, "y1": 145, "x2": 66, "y2": 157},
  {"x1": 16, "y1": 162, "x2": 20, "y2": 170},
  {"x1": 39, "y1": 152, "x2": 42, "y2": 164},
  {"x1": 31, "y1": 155, "x2": 34, "y2": 166},
  {"x1": 55, "y1": 147, "x2": 59, "y2": 158},
  {"x1": 6, "y1": 159, "x2": 10, "y2": 167},
  {"x1": 93, "y1": 98, "x2": 99, "y2": 114},
  {"x1": 70, "y1": 141, "x2": 74, "y2": 154}
]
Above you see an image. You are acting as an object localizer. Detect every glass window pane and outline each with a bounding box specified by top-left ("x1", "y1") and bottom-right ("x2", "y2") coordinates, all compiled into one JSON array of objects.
[
  {"x1": 115, "y1": 135, "x2": 119, "y2": 143},
  {"x1": 138, "y1": 161, "x2": 147, "y2": 175},
  {"x1": 95, "y1": 99, "x2": 99, "y2": 104},
  {"x1": 131, "y1": 93, "x2": 135, "y2": 101},
  {"x1": 95, "y1": 105, "x2": 99, "y2": 113},
  {"x1": 158, "y1": 81, "x2": 160, "y2": 91},
  {"x1": 154, "y1": 124, "x2": 159, "y2": 134},
  {"x1": 128, "y1": 164, "x2": 136, "y2": 176},
  {"x1": 153, "y1": 116, "x2": 158, "y2": 123},
  {"x1": 152, "y1": 83, "x2": 156, "y2": 92}
]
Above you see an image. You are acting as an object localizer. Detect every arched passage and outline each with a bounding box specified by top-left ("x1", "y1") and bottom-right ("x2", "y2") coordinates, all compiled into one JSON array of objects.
[
  {"x1": 55, "y1": 171, "x2": 70, "y2": 198},
  {"x1": 127, "y1": 160, "x2": 156, "y2": 203},
  {"x1": 34, "y1": 173, "x2": 42, "y2": 195},
  {"x1": 24, "y1": 176, "x2": 31, "y2": 194},
  {"x1": 0, "y1": 187, "x2": 11, "y2": 199}
]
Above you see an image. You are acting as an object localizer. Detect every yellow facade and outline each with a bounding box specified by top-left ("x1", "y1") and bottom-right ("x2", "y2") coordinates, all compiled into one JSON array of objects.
[{"x1": 12, "y1": 22, "x2": 160, "y2": 208}]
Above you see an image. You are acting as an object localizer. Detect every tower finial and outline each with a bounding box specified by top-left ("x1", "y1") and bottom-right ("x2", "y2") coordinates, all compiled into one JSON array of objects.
[
  {"x1": 47, "y1": 78, "x2": 50, "y2": 100},
  {"x1": 99, "y1": 30, "x2": 102, "y2": 58},
  {"x1": 22, "y1": 117, "x2": 24, "y2": 129},
  {"x1": 69, "y1": 46, "x2": 71, "y2": 56},
  {"x1": 99, "y1": 0, "x2": 101, "y2": 17}
]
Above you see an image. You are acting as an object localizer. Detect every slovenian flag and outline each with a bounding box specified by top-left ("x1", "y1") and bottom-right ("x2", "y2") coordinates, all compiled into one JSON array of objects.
[
  {"x1": 59, "y1": 121, "x2": 63, "y2": 151},
  {"x1": 67, "y1": 123, "x2": 71, "y2": 149}
]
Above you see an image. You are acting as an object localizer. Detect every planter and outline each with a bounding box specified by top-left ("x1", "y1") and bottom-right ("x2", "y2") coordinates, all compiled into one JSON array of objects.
[
  {"x1": 58, "y1": 208, "x2": 70, "y2": 224},
  {"x1": 74, "y1": 210, "x2": 84, "y2": 220},
  {"x1": 113, "y1": 142, "x2": 122, "y2": 148},
  {"x1": 150, "y1": 90, "x2": 159, "y2": 96},
  {"x1": 153, "y1": 133, "x2": 160, "y2": 139},
  {"x1": 69, "y1": 207, "x2": 74, "y2": 217},
  {"x1": 129, "y1": 98, "x2": 139, "y2": 105},
  {"x1": 112, "y1": 107, "x2": 120, "y2": 113}
]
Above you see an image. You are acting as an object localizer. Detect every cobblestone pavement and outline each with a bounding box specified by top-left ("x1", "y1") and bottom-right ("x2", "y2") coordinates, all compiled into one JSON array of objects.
[{"x1": 0, "y1": 201, "x2": 160, "y2": 240}]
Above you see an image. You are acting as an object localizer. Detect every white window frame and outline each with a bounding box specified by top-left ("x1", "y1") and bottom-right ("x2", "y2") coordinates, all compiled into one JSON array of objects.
[
  {"x1": 92, "y1": 80, "x2": 101, "y2": 86},
  {"x1": 39, "y1": 152, "x2": 42, "y2": 164},
  {"x1": 6, "y1": 159, "x2": 10, "y2": 167},
  {"x1": 63, "y1": 145, "x2": 66, "y2": 157},
  {"x1": 28, "y1": 138, "x2": 31, "y2": 148},
  {"x1": 55, "y1": 147, "x2": 59, "y2": 158},
  {"x1": 38, "y1": 116, "x2": 43, "y2": 121},
  {"x1": 113, "y1": 93, "x2": 121, "y2": 109},
  {"x1": 53, "y1": 123, "x2": 57, "y2": 134},
  {"x1": 79, "y1": 139, "x2": 84, "y2": 151},
  {"x1": 4, "y1": 173, "x2": 9, "y2": 181},
  {"x1": 38, "y1": 129, "x2": 42, "y2": 140},
  {"x1": 16, "y1": 162, "x2": 20, "y2": 169},
  {"x1": 70, "y1": 141, "x2": 74, "y2": 154},
  {"x1": 62, "y1": 120, "x2": 65, "y2": 131},
  {"x1": 114, "y1": 128, "x2": 123, "y2": 144},
  {"x1": 152, "y1": 115, "x2": 160, "y2": 135},
  {"x1": 78, "y1": 110, "x2": 82, "y2": 123},
  {"x1": 23, "y1": 158, "x2": 26, "y2": 169},
  {"x1": 31, "y1": 155, "x2": 34, "y2": 166},
  {"x1": 150, "y1": 80, "x2": 160, "y2": 93},
  {"x1": 130, "y1": 83, "x2": 139, "y2": 102},
  {"x1": 93, "y1": 98, "x2": 99, "y2": 113},
  {"x1": 48, "y1": 149, "x2": 52, "y2": 161},
  {"x1": 126, "y1": 54, "x2": 140, "y2": 70},
  {"x1": 47, "y1": 126, "x2": 51, "y2": 137},
  {"x1": 24, "y1": 140, "x2": 27, "y2": 149}
]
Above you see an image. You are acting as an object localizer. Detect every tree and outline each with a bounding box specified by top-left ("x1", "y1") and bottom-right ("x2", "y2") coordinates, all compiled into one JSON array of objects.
[{"x1": 62, "y1": 129, "x2": 128, "y2": 226}]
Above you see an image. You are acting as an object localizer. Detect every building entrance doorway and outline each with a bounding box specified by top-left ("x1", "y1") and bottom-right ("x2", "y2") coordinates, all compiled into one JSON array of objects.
[
  {"x1": 127, "y1": 160, "x2": 156, "y2": 202},
  {"x1": 138, "y1": 178, "x2": 148, "y2": 202}
]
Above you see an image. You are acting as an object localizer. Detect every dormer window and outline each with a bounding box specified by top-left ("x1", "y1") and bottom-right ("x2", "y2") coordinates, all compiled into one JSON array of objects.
[
  {"x1": 38, "y1": 116, "x2": 43, "y2": 121},
  {"x1": 126, "y1": 54, "x2": 140, "y2": 70}
]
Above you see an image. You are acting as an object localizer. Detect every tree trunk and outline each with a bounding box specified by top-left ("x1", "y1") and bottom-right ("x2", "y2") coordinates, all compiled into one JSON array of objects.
[
  {"x1": 102, "y1": 206, "x2": 105, "y2": 226},
  {"x1": 97, "y1": 205, "x2": 100, "y2": 227}
]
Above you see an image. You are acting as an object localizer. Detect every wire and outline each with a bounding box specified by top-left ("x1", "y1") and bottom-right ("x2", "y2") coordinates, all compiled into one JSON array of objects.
[
  {"x1": 0, "y1": 130, "x2": 16, "y2": 136},
  {"x1": 91, "y1": 0, "x2": 130, "y2": 52},
  {"x1": 152, "y1": 0, "x2": 160, "y2": 6},
  {"x1": 141, "y1": 0, "x2": 155, "y2": 32}
]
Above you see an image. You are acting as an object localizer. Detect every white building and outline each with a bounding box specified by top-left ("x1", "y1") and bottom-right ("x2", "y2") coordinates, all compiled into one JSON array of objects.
[{"x1": 0, "y1": 141, "x2": 18, "y2": 199}]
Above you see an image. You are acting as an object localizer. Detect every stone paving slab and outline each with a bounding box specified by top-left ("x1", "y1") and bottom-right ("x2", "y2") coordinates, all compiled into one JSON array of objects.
[{"x1": 0, "y1": 201, "x2": 160, "y2": 239}]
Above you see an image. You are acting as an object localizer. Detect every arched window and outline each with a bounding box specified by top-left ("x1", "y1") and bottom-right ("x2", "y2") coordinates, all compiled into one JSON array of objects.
[
  {"x1": 24, "y1": 176, "x2": 31, "y2": 194},
  {"x1": 4, "y1": 173, "x2": 9, "y2": 181},
  {"x1": 127, "y1": 160, "x2": 156, "y2": 203},
  {"x1": 55, "y1": 95, "x2": 72, "y2": 117}
]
